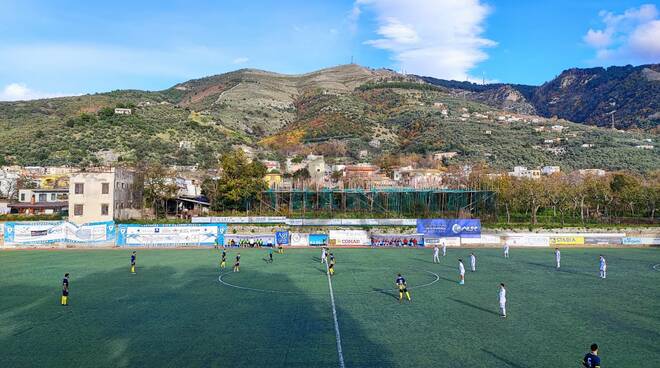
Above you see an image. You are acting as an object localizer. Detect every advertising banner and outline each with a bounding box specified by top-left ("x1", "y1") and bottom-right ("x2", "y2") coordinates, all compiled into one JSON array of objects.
[
  {"x1": 328, "y1": 230, "x2": 370, "y2": 246},
  {"x1": 0, "y1": 223, "x2": 4, "y2": 246},
  {"x1": 309, "y1": 234, "x2": 328, "y2": 246},
  {"x1": 460, "y1": 235, "x2": 501, "y2": 245},
  {"x1": 286, "y1": 218, "x2": 417, "y2": 226},
  {"x1": 549, "y1": 236, "x2": 585, "y2": 246},
  {"x1": 4, "y1": 221, "x2": 115, "y2": 245},
  {"x1": 505, "y1": 235, "x2": 550, "y2": 247},
  {"x1": 224, "y1": 234, "x2": 276, "y2": 246},
  {"x1": 585, "y1": 237, "x2": 623, "y2": 245},
  {"x1": 370, "y1": 234, "x2": 424, "y2": 247},
  {"x1": 193, "y1": 216, "x2": 286, "y2": 224},
  {"x1": 116, "y1": 223, "x2": 226, "y2": 247},
  {"x1": 290, "y1": 233, "x2": 310, "y2": 246},
  {"x1": 425, "y1": 237, "x2": 461, "y2": 247},
  {"x1": 622, "y1": 237, "x2": 660, "y2": 245},
  {"x1": 276, "y1": 231, "x2": 290, "y2": 245},
  {"x1": 417, "y1": 219, "x2": 481, "y2": 238}
]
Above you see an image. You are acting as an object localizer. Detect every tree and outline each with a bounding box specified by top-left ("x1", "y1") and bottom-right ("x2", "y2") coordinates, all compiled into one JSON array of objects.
[
  {"x1": 204, "y1": 149, "x2": 267, "y2": 211},
  {"x1": 518, "y1": 178, "x2": 547, "y2": 225},
  {"x1": 142, "y1": 163, "x2": 179, "y2": 217}
]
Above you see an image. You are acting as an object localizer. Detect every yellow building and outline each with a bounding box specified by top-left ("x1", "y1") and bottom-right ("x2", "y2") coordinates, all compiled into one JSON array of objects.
[{"x1": 264, "y1": 173, "x2": 283, "y2": 189}]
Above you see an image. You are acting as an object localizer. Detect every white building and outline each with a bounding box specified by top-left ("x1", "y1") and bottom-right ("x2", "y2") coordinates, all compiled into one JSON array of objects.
[
  {"x1": 541, "y1": 166, "x2": 561, "y2": 175},
  {"x1": 508, "y1": 166, "x2": 541, "y2": 179},
  {"x1": 433, "y1": 151, "x2": 459, "y2": 161},
  {"x1": 68, "y1": 167, "x2": 141, "y2": 224},
  {"x1": 578, "y1": 169, "x2": 606, "y2": 177},
  {"x1": 114, "y1": 108, "x2": 132, "y2": 115},
  {"x1": 635, "y1": 145, "x2": 654, "y2": 150}
]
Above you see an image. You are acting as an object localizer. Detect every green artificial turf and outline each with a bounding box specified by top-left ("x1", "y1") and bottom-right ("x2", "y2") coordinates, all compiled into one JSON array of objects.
[{"x1": 1, "y1": 247, "x2": 658, "y2": 367}]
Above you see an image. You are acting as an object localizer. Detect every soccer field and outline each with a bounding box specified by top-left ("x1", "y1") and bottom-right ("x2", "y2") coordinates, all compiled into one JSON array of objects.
[{"x1": 1, "y1": 247, "x2": 659, "y2": 367}]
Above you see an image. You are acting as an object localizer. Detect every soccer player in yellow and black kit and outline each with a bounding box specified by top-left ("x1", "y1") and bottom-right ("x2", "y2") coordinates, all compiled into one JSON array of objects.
[
  {"x1": 61, "y1": 273, "x2": 70, "y2": 306},
  {"x1": 233, "y1": 253, "x2": 241, "y2": 272},
  {"x1": 130, "y1": 251, "x2": 137, "y2": 274},
  {"x1": 327, "y1": 253, "x2": 336, "y2": 276},
  {"x1": 220, "y1": 250, "x2": 227, "y2": 269},
  {"x1": 396, "y1": 273, "x2": 411, "y2": 303}
]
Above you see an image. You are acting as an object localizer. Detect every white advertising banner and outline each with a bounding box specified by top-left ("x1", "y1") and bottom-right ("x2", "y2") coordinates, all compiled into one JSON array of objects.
[
  {"x1": 290, "y1": 233, "x2": 310, "y2": 246},
  {"x1": 117, "y1": 224, "x2": 226, "y2": 246},
  {"x1": 328, "y1": 230, "x2": 370, "y2": 246},
  {"x1": 192, "y1": 216, "x2": 286, "y2": 224},
  {"x1": 4, "y1": 221, "x2": 115, "y2": 245},
  {"x1": 460, "y1": 235, "x2": 501, "y2": 245},
  {"x1": 286, "y1": 218, "x2": 417, "y2": 226},
  {"x1": 425, "y1": 237, "x2": 461, "y2": 247},
  {"x1": 505, "y1": 235, "x2": 550, "y2": 247}
]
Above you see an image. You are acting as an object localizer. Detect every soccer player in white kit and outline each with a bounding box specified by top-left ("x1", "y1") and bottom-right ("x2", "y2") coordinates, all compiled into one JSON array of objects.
[
  {"x1": 599, "y1": 255, "x2": 607, "y2": 279},
  {"x1": 433, "y1": 245, "x2": 440, "y2": 263},
  {"x1": 555, "y1": 248, "x2": 561, "y2": 270},
  {"x1": 442, "y1": 241, "x2": 447, "y2": 257},
  {"x1": 504, "y1": 244, "x2": 510, "y2": 259},
  {"x1": 458, "y1": 259, "x2": 465, "y2": 285},
  {"x1": 499, "y1": 283, "x2": 507, "y2": 318},
  {"x1": 321, "y1": 247, "x2": 327, "y2": 264},
  {"x1": 470, "y1": 252, "x2": 476, "y2": 272}
]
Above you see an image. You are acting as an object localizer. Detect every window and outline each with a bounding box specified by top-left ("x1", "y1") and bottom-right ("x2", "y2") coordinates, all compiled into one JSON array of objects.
[
  {"x1": 51, "y1": 193, "x2": 56, "y2": 201},
  {"x1": 101, "y1": 204, "x2": 109, "y2": 216},
  {"x1": 20, "y1": 193, "x2": 25, "y2": 202},
  {"x1": 74, "y1": 183, "x2": 84, "y2": 194},
  {"x1": 102, "y1": 183, "x2": 109, "y2": 194},
  {"x1": 74, "y1": 204, "x2": 84, "y2": 216},
  {"x1": 38, "y1": 193, "x2": 47, "y2": 202}
]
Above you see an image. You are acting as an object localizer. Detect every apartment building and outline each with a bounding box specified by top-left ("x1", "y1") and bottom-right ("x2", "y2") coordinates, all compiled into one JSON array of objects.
[{"x1": 68, "y1": 167, "x2": 142, "y2": 224}]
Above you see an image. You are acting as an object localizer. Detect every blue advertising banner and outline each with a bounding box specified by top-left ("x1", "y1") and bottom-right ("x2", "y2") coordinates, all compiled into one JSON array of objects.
[
  {"x1": 309, "y1": 233, "x2": 328, "y2": 246},
  {"x1": 276, "y1": 231, "x2": 290, "y2": 245},
  {"x1": 416, "y1": 219, "x2": 481, "y2": 238}
]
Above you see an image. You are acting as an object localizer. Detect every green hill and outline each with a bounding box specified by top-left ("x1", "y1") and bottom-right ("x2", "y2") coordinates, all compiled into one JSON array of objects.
[{"x1": 0, "y1": 64, "x2": 657, "y2": 172}]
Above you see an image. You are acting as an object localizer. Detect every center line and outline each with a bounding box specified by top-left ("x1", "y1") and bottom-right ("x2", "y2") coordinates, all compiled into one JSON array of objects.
[{"x1": 326, "y1": 264, "x2": 345, "y2": 368}]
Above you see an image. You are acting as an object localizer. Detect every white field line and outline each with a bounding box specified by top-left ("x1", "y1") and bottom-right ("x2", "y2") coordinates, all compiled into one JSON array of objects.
[{"x1": 325, "y1": 263, "x2": 346, "y2": 368}]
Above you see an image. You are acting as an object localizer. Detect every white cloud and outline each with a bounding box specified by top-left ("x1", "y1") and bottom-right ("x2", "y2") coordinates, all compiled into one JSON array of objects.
[
  {"x1": 583, "y1": 4, "x2": 660, "y2": 64},
  {"x1": 0, "y1": 83, "x2": 75, "y2": 101},
  {"x1": 354, "y1": 0, "x2": 496, "y2": 80},
  {"x1": 232, "y1": 57, "x2": 249, "y2": 64}
]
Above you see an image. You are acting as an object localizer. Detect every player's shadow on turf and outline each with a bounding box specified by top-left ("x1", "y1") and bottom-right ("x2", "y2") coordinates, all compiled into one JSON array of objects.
[
  {"x1": 481, "y1": 349, "x2": 527, "y2": 368},
  {"x1": 372, "y1": 288, "x2": 398, "y2": 300},
  {"x1": 448, "y1": 298, "x2": 500, "y2": 316},
  {"x1": 523, "y1": 261, "x2": 586, "y2": 276}
]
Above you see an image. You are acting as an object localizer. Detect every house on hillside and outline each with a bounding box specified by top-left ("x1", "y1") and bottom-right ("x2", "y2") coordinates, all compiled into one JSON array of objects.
[
  {"x1": 114, "y1": 108, "x2": 132, "y2": 115},
  {"x1": 8, "y1": 188, "x2": 69, "y2": 215},
  {"x1": 508, "y1": 166, "x2": 541, "y2": 179}
]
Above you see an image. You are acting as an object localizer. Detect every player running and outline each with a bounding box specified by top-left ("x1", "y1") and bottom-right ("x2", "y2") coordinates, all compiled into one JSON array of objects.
[
  {"x1": 130, "y1": 251, "x2": 137, "y2": 274},
  {"x1": 329, "y1": 253, "x2": 335, "y2": 266},
  {"x1": 328, "y1": 261, "x2": 335, "y2": 276},
  {"x1": 458, "y1": 259, "x2": 465, "y2": 285},
  {"x1": 396, "y1": 273, "x2": 411, "y2": 303},
  {"x1": 233, "y1": 253, "x2": 241, "y2": 272},
  {"x1": 470, "y1": 252, "x2": 476, "y2": 272},
  {"x1": 582, "y1": 343, "x2": 601, "y2": 368},
  {"x1": 61, "y1": 273, "x2": 70, "y2": 306},
  {"x1": 499, "y1": 283, "x2": 507, "y2": 318},
  {"x1": 268, "y1": 248, "x2": 274, "y2": 263},
  {"x1": 599, "y1": 255, "x2": 607, "y2": 279},
  {"x1": 504, "y1": 244, "x2": 510, "y2": 259},
  {"x1": 555, "y1": 248, "x2": 561, "y2": 270},
  {"x1": 220, "y1": 249, "x2": 227, "y2": 269}
]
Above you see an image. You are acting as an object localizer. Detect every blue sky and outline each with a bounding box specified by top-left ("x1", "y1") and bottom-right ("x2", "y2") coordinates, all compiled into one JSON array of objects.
[{"x1": 0, "y1": 0, "x2": 658, "y2": 100}]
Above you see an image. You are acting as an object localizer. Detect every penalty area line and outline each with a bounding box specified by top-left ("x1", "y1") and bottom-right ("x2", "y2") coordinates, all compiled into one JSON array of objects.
[
  {"x1": 325, "y1": 264, "x2": 346, "y2": 368},
  {"x1": 652, "y1": 263, "x2": 660, "y2": 271}
]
